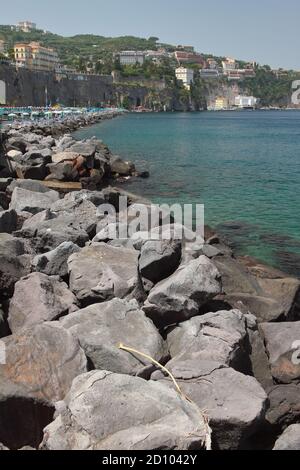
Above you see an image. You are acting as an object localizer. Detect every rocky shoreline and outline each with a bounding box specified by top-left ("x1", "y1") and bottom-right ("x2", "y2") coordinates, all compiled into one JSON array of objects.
[{"x1": 0, "y1": 117, "x2": 300, "y2": 451}]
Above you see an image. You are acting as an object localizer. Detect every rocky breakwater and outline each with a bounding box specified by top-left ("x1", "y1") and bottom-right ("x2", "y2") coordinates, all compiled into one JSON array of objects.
[
  {"x1": 0, "y1": 112, "x2": 147, "y2": 192},
  {"x1": 0, "y1": 121, "x2": 299, "y2": 451}
]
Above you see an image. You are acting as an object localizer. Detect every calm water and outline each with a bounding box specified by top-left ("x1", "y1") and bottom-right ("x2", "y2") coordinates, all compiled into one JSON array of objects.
[{"x1": 75, "y1": 111, "x2": 300, "y2": 276}]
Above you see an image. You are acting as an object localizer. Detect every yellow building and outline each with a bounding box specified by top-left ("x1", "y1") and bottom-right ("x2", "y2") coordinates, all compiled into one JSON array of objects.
[
  {"x1": 215, "y1": 97, "x2": 229, "y2": 110},
  {"x1": 14, "y1": 42, "x2": 59, "y2": 71}
]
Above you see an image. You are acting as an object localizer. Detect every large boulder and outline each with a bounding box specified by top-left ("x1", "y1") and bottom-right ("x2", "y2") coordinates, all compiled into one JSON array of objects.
[
  {"x1": 266, "y1": 384, "x2": 300, "y2": 429},
  {"x1": 15, "y1": 148, "x2": 52, "y2": 180},
  {"x1": 0, "y1": 322, "x2": 87, "y2": 403},
  {"x1": 50, "y1": 197, "x2": 98, "y2": 237},
  {"x1": 41, "y1": 370, "x2": 208, "y2": 450},
  {"x1": 110, "y1": 155, "x2": 135, "y2": 176},
  {"x1": 15, "y1": 210, "x2": 89, "y2": 253},
  {"x1": 10, "y1": 187, "x2": 59, "y2": 215},
  {"x1": 0, "y1": 209, "x2": 18, "y2": 234},
  {"x1": 273, "y1": 425, "x2": 300, "y2": 450},
  {"x1": 166, "y1": 310, "x2": 251, "y2": 372},
  {"x1": 0, "y1": 234, "x2": 32, "y2": 300},
  {"x1": 61, "y1": 299, "x2": 166, "y2": 376},
  {"x1": 143, "y1": 256, "x2": 221, "y2": 328},
  {"x1": 6, "y1": 179, "x2": 53, "y2": 195},
  {"x1": 68, "y1": 243, "x2": 139, "y2": 306},
  {"x1": 0, "y1": 323, "x2": 87, "y2": 449},
  {"x1": 260, "y1": 323, "x2": 300, "y2": 384},
  {"x1": 214, "y1": 256, "x2": 300, "y2": 323},
  {"x1": 153, "y1": 359, "x2": 267, "y2": 450},
  {"x1": 139, "y1": 239, "x2": 182, "y2": 284},
  {"x1": 8, "y1": 273, "x2": 78, "y2": 333},
  {"x1": 67, "y1": 141, "x2": 97, "y2": 159},
  {"x1": 32, "y1": 241, "x2": 81, "y2": 278}
]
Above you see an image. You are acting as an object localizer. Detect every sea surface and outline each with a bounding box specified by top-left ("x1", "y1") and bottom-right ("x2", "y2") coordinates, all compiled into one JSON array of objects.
[{"x1": 75, "y1": 111, "x2": 300, "y2": 277}]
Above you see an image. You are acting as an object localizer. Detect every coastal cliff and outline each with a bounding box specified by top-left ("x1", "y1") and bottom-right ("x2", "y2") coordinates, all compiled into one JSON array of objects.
[{"x1": 0, "y1": 117, "x2": 300, "y2": 451}]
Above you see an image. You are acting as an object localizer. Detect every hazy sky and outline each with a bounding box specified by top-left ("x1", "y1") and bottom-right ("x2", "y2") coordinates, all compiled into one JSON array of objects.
[{"x1": 1, "y1": 0, "x2": 298, "y2": 69}]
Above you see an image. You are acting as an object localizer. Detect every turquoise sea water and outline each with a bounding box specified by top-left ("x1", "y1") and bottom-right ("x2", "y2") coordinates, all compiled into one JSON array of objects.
[{"x1": 75, "y1": 111, "x2": 300, "y2": 277}]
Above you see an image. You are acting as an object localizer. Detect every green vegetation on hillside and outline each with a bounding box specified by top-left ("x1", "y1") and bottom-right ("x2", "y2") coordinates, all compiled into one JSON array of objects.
[
  {"x1": 1, "y1": 24, "x2": 299, "y2": 108},
  {"x1": 241, "y1": 67, "x2": 300, "y2": 106}
]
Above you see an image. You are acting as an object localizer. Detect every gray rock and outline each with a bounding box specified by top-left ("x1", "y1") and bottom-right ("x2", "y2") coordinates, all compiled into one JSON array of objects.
[
  {"x1": 260, "y1": 322, "x2": 300, "y2": 384},
  {"x1": 8, "y1": 273, "x2": 78, "y2": 333},
  {"x1": 214, "y1": 256, "x2": 300, "y2": 323},
  {"x1": 61, "y1": 298, "x2": 166, "y2": 376},
  {"x1": 68, "y1": 141, "x2": 97, "y2": 159},
  {"x1": 0, "y1": 209, "x2": 18, "y2": 234},
  {"x1": 50, "y1": 197, "x2": 98, "y2": 236},
  {"x1": 41, "y1": 370, "x2": 207, "y2": 450},
  {"x1": 15, "y1": 211, "x2": 89, "y2": 253},
  {"x1": 154, "y1": 359, "x2": 267, "y2": 450},
  {"x1": 273, "y1": 425, "x2": 300, "y2": 450},
  {"x1": 6, "y1": 136, "x2": 27, "y2": 153},
  {"x1": 62, "y1": 189, "x2": 106, "y2": 207},
  {"x1": 7, "y1": 179, "x2": 53, "y2": 195},
  {"x1": 110, "y1": 155, "x2": 135, "y2": 176},
  {"x1": 32, "y1": 241, "x2": 81, "y2": 277},
  {"x1": 0, "y1": 443, "x2": 8, "y2": 450},
  {"x1": 0, "y1": 234, "x2": 32, "y2": 300},
  {"x1": 139, "y1": 239, "x2": 182, "y2": 284},
  {"x1": 68, "y1": 243, "x2": 139, "y2": 306},
  {"x1": 46, "y1": 162, "x2": 78, "y2": 181},
  {"x1": 266, "y1": 384, "x2": 300, "y2": 429},
  {"x1": 166, "y1": 310, "x2": 250, "y2": 372},
  {"x1": 10, "y1": 187, "x2": 59, "y2": 215},
  {"x1": 55, "y1": 135, "x2": 75, "y2": 151},
  {"x1": 143, "y1": 256, "x2": 221, "y2": 328},
  {"x1": 0, "y1": 322, "x2": 87, "y2": 404}
]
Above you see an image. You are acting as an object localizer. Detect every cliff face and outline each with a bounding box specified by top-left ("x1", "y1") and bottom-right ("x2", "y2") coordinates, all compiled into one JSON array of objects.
[{"x1": 0, "y1": 64, "x2": 114, "y2": 107}]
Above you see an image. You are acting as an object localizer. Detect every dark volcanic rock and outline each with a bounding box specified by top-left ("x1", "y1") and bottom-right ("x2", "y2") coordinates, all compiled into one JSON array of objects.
[
  {"x1": 214, "y1": 256, "x2": 300, "y2": 322},
  {"x1": 0, "y1": 209, "x2": 18, "y2": 234},
  {"x1": 0, "y1": 322, "x2": 87, "y2": 404},
  {"x1": 0, "y1": 234, "x2": 32, "y2": 300},
  {"x1": 10, "y1": 187, "x2": 59, "y2": 215},
  {"x1": 61, "y1": 298, "x2": 166, "y2": 376},
  {"x1": 266, "y1": 384, "x2": 300, "y2": 429},
  {"x1": 8, "y1": 272, "x2": 78, "y2": 333},
  {"x1": 260, "y1": 322, "x2": 300, "y2": 384},
  {"x1": 143, "y1": 256, "x2": 221, "y2": 329},
  {"x1": 153, "y1": 359, "x2": 267, "y2": 450},
  {"x1": 32, "y1": 241, "x2": 81, "y2": 278},
  {"x1": 139, "y1": 239, "x2": 182, "y2": 284},
  {"x1": 41, "y1": 370, "x2": 207, "y2": 450},
  {"x1": 68, "y1": 243, "x2": 139, "y2": 306},
  {"x1": 166, "y1": 309, "x2": 251, "y2": 372},
  {"x1": 15, "y1": 210, "x2": 89, "y2": 252}
]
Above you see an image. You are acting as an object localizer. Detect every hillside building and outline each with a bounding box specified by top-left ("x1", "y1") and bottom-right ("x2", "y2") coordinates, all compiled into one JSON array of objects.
[
  {"x1": 16, "y1": 21, "x2": 37, "y2": 32},
  {"x1": 14, "y1": 42, "x2": 59, "y2": 71},
  {"x1": 175, "y1": 67, "x2": 194, "y2": 90},
  {"x1": 118, "y1": 51, "x2": 145, "y2": 66}
]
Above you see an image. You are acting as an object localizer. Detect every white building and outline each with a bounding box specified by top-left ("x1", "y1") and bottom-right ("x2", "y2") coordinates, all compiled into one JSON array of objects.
[
  {"x1": 175, "y1": 67, "x2": 194, "y2": 89},
  {"x1": 222, "y1": 57, "x2": 237, "y2": 74},
  {"x1": 17, "y1": 21, "x2": 37, "y2": 32},
  {"x1": 118, "y1": 51, "x2": 145, "y2": 66},
  {"x1": 200, "y1": 69, "x2": 220, "y2": 79},
  {"x1": 235, "y1": 95, "x2": 258, "y2": 108}
]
